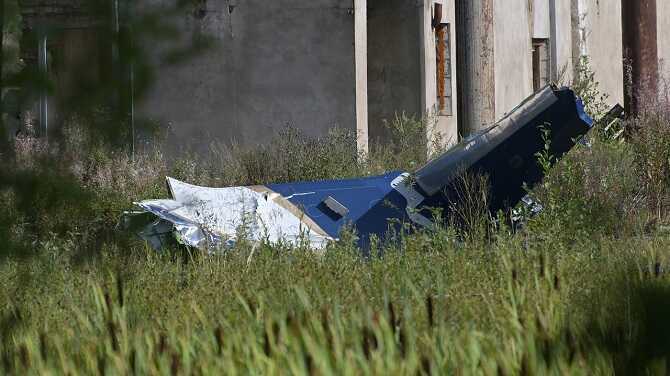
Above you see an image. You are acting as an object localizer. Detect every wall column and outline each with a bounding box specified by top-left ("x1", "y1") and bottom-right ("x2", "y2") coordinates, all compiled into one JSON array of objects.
[
  {"x1": 622, "y1": 0, "x2": 658, "y2": 115},
  {"x1": 421, "y1": 0, "x2": 459, "y2": 150},
  {"x1": 455, "y1": 0, "x2": 495, "y2": 135},
  {"x1": 354, "y1": 0, "x2": 369, "y2": 155}
]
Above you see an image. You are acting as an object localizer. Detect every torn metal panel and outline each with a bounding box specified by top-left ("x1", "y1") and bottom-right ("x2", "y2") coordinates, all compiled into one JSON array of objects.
[
  {"x1": 415, "y1": 86, "x2": 560, "y2": 196},
  {"x1": 135, "y1": 178, "x2": 332, "y2": 251},
  {"x1": 416, "y1": 85, "x2": 593, "y2": 219},
  {"x1": 132, "y1": 86, "x2": 595, "y2": 253}
]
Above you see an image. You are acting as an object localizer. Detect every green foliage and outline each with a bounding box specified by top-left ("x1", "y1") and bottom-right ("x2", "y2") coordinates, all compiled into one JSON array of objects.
[
  {"x1": 1, "y1": 94, "x2": 670, "y2": 373},
  {"x1": 534, "y1": 122, "x2": 555, "y2": 175},
  {"x1": 629, "y1": 110, "x2": 670, "y2": 218},
  {"x1": 1, "y1": 226, "x2": 670, "y2": 374},
  {"x1": 2, "y1": 0, "x2": 22, "y2": 75},
  {"x1": 368, "y1": 113, "x2": 438, "y2": 173},
  {"x1": 208, "y1": 127, "x2": 365, "y2": 186},
  {"x1": 572, "y1": 56, "x2": 610, "y2": 121}
]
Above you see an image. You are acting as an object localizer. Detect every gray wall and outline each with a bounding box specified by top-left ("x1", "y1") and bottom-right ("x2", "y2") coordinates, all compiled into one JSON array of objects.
[
  {"x1": 493, "y1": 0, "x2": 533, "y2": 120},
  {"x1": 420, "y1": 0, "x2": 458, "y2": 149},
  {"x1": 366, "y1": 0, "x2": 422, "y2": 143},
  {"x1": 139, "y1": 0, "x2": 357, "y2": 153},
  {"x1": 455, "y1": 0, "x2": 496, "y2": 134},
  {"x1": 553, "y1": 0, "x2": 574, "y2": 83},
  {"x1": 658, "y1": 0, "x2": 670, "y2": 77},
  {"x1": 582, "y1": 0, "x2": 624, "y2": 106}
]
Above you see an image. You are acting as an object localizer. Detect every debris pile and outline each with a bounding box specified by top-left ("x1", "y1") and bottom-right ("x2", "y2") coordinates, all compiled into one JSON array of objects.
[{"x1": 127, "y1": 86, "x2": 608, "y2": 252}]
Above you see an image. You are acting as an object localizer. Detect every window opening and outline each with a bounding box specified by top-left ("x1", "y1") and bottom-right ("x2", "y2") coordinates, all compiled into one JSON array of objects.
[
  {"x1": 436, "y1": 23, "x2": 453, "y2": 116},
  {"x1": 532, "y1": 38, "x2": 550, "y2": 91}
]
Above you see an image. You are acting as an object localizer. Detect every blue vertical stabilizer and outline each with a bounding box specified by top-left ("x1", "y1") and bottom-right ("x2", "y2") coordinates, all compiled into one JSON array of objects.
[
  {"x1": 266, "y1": 86, "x2": 594, "y2": 248},
  {"x1": 133, "y1": 86, "x2": 596, "y2": 252}
]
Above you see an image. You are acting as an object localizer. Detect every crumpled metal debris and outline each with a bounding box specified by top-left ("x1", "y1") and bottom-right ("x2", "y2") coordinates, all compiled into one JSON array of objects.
[
  {"x1": 126, "y1": 177, "x2": 332, "y2": 251},
  {"x1": 128, "y1": 85, "x2": 604, "y2": 253}
]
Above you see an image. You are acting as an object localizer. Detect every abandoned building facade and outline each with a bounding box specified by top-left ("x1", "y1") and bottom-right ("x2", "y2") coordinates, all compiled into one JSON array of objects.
[{"x1": 15, "y1": 0, "x2": 670, "y2": 153}]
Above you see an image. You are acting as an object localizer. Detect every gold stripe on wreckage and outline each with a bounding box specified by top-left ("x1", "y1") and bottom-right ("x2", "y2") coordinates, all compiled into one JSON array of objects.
[{"x1": 248, "y1": 186, "x2": 330, "y2": 238}]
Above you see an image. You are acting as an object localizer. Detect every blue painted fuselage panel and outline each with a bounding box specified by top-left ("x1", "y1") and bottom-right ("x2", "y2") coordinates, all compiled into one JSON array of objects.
[
  {"x1": 266, "y1": 88, "x2": 594, "y2": 250},
  {"x1": 419, "y1": 88, "x2": 593, "y2": 218},
  {"x1": 267, "y1": 172, "x2": 408, "y2": 241}
]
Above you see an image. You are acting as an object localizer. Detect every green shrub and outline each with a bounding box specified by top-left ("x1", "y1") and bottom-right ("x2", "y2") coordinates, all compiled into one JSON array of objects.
[{"x1": 2, "y1": 88, "x2": 670, "y2": 373}]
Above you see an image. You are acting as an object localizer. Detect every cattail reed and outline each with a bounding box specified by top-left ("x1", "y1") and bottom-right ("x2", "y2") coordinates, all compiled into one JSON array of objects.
[
  {"x1": 97, "y1": 354, "x2": 106, "y2": 376},
  {"x1": 320, "y1": 307, "x2": 330, "y2": 328},
  {"x1": 273, "y1": 321, "x2": 281, "y2": 344},
  {"x1": 542, "y1": 337, "x2": 552, "y2": 368},
  {"x1": 496, "y1": 363, "x2": 506, "y2": 376},
  {"x1": 512, "y1": 268, "x2": 518, "y2": 282},
  {"x1": 104, "y1": 292, "x2": 112, "y2": 312},
  {"x1": 420, "y1": 355, "x2": 431, "y2": 374},
  {"x1": 15, "y1": 307, "x2": 22, "y2": 321},
  {"x1": 520, "y1": 352, "x2": 530, "y2": 376},
  {"x1": 361, "y1": 327, "x2": 377, "y2": 360},
  {"x1": 170, "y1": 352, "x2": 181, "y2": 376},
  {"x1": 553, "y1": 274, "x2": 560, "y2": 291},
  {"x1": 535, "y1": 316, "x2": 546, "y2": 336},
  {"x1": 104, "y1": 291, "x2": 114, "y2": 333},
  {"x1": 263, "y1": 325, "x2": 272, "y2": 356},
  {"x1": 157, "y1": 333, "x2": 168, "y2": 355},
  {"x1": 19, "y1": 344, "x2": 30, "y2": 369},
  {"x1": 2, "y1": 351, "x2": 11, "y2": 373},
  {"x1": 387, "y1": 301, "x2": 397, "y2": 334},
  {"x1": 246, "y1": 298, "x2": 256, "y2": 316},
  {"x1": 287, "y1": 313, "x2": 300, "y2": 338},
  {"x1": 320, "y1": 308, "x2": 333, "y2": 348},
  {"x1": 39, "y1": 331, "x2": 48, "y2": 362},
  {"x1": 214, "y1": 326, "x2": 224, "y2": 355},
  {"x1": 425, "y1": 295, "x2": 434, "y2": 328},
  {"x1": 565, "y1": 327, "x2": 577, "y2": 365},
  {"x1": 108, "y1": 321, "x2": 119, "y2": 352},
  {"x1": 372, "y1": 311, "x2": 380, "y2": 327},
  {"x1": 539, "y1": 253, "x2": 546, "y2": 277},
  {"x1": 304, "y1": 351, "x2": 314, "y2": 375},
  {"x1": 116, "y1": 273, "x2": 124, "y2": 308},
  {"x1": 129, "y1": 349, "x2": 137, "y2": 375},
  {"x1": 398, "y1": 326, "x2": 407, "y2": 358}
]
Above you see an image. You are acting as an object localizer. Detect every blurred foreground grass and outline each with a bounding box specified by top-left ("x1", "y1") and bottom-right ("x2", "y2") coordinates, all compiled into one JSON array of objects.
[{"x1": 1, "y1": 110, "x2": 670, "y2": 374}]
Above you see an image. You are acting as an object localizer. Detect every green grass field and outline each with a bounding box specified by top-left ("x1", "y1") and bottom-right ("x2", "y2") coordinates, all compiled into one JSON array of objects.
[{"x1": 2, "y1": 106, "x2": 670, "y2": 374}]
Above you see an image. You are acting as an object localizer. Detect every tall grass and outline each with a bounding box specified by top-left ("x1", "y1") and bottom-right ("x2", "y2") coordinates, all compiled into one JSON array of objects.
[{"x1": 2, "y1": 94, "x2": 670, "y2": 373}]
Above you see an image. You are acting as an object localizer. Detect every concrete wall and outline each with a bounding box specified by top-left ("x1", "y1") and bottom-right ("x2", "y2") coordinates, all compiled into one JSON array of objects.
[
  {"x1": 355, "y1": 0, "x2": 368, "y2": 154},
  {"x1": 533, "y1": 0, "x2": 551, "y2": 39},
  {"x1": 455, "y1": 0, "x2": 496, "y2": 134},
  {"x1": 658, "y1": 0, "x2": 670, "y2": 77},
  {"x1": 421, "y1": 0, "x2": 458, "y2": 148},
  {"x1": 552, "y1": 0, "x2": 574, "y2": 83},
  {"x1": 367, "y1": 0, "x2": 422, "y2": 143},
  {"x1": 581, "y1": 0, "x2": 624, "y2": 105},
  {"x1": 493, "y1": 0, "x2": 533, "y2": 120},
  {"x1": 139, "y1": 0, "x2": 357, "y2": 153},
  {"x1": 441, "y1": 0, "x2": 459, "y2": 145}
]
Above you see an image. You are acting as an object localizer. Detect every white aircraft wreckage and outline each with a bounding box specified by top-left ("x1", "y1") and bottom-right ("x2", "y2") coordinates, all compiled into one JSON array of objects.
[{"x1": 124, "y1": 86, "x2": 616, "y2": 254}]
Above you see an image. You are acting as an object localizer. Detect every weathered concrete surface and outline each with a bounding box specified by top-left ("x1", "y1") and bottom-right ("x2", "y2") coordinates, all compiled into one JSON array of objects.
[
  {"x1": 139, "y1": 0, "x2": 357, "y2": 153},
  {"x1": 420, "y1": 0, "x2": 458, "y2": 149},
  {"x1": 355, "y1": 0, "x2": 368, "y2": 154},
  {"x1": 622, "y1": 0, "x2": 657, "y2": 113},
  {"x1": 440, "y1": 0, "x2": 459, "y2": 146},
  {"x1": 493, "y1": 0, "x2": 533, "y2": 120},
  {"x1": 582, "y1": 0, "x2": 624, "y2": 106},
  {"x1": 552, "y1": 0, "x2": 574, "y2": 83},
  {"x1": 367, "y1": 0, "x2": 421, "y2": 143},
  {"x1": 657, "y1": 0, "x2": 670, "y2": 77},
  {"x1": 455, "y1": 0, "x2": 496, "y2": 135},
  {"x1": 533, "y1": 0, "x2": 551, "y2": 39}
]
